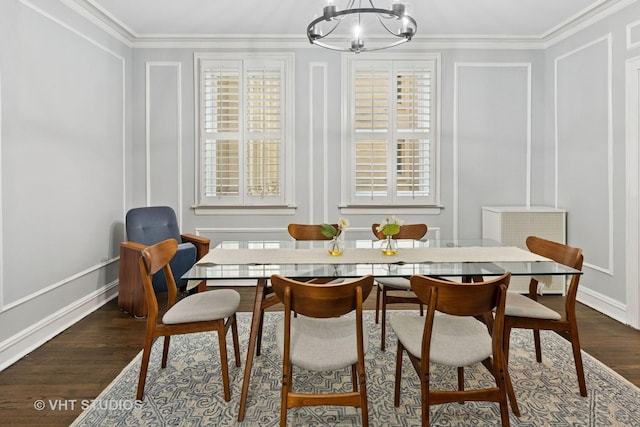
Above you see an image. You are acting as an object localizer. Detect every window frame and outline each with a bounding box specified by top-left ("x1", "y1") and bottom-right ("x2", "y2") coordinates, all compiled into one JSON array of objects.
[
  {"x1": 341, "y1": 53, "x2": 441, "y2": 210},
  {"x1": 194, "y1": 52, "x2": 295, "y2": 211}
]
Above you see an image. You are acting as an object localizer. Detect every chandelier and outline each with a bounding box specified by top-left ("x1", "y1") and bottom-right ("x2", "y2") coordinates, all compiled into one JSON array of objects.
[{"x1": 307, "y1": 0, "x2": 417, "y2": 53}]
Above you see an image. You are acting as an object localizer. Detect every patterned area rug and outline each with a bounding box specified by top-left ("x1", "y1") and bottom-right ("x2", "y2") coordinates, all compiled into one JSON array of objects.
[{"x1": 72, "y1": 311, "x2": 640, "y2": 426}]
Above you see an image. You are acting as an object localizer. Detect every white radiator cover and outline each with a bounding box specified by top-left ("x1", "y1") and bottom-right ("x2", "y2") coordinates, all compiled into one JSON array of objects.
[{"x1": 482, "y1": 206, "x2": 567, "y2": 294}]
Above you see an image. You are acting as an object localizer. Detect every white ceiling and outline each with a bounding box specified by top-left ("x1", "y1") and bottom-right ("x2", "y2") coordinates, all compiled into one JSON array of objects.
[{"x1": 79, "y1": 0, "x2": 620, "y2": 41}]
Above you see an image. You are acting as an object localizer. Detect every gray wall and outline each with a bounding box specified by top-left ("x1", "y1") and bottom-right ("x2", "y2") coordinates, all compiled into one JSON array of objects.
[
  {"x1": 131, "y1": 47, "x2": 545, "y2": 242},
  {"x1": 544, "y1": 1, "x2": 640, "y2": 320},
  {"x1": 0, "y1": 0, "x2": 131, "y2": 368},
  {"x1": 1, "y1": 0, "x2": 638, "y2": 369}
]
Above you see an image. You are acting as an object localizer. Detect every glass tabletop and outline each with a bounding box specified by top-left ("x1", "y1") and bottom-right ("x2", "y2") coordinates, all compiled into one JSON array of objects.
[{"x1": 181, "y1": 238, "x2": 581, "y2": 281}]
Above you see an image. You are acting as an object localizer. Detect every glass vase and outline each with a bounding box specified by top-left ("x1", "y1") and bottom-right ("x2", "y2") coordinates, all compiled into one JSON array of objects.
[
  {"x1": 381, "y1": 235, "x2": 398, "y2": 256},
  {"x1": 328, "y1": 233, "x2": 344, "y2": 256}
]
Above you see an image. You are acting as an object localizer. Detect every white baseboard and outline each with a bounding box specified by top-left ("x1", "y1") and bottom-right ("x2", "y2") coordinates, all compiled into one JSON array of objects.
[
  {"x1": 0, "y1": 282, "x2": 119, "y2": 372},
  {"x1": 577, "y1": 285, "x2": 630, "y2": 326}
]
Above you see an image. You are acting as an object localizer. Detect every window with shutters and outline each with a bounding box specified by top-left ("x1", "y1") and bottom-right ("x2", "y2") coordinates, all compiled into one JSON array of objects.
[
  {"x1": 345, "y1": 56, "x2": 439, "y2": 207},
  {"x1": 195, "y1": 54, "x2": 294, "y2": 207}
]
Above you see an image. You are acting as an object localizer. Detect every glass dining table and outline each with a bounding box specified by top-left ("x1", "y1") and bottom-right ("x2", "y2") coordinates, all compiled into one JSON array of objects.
[{"x1": 182, "y1": 237, "x2": 581, "y2": 421}]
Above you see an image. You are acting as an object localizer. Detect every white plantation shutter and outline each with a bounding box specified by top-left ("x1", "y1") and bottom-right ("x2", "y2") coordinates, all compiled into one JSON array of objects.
[
  {"x1": 354, "y1": 65, "x2": 390, "y2": 198},
  {"x1": 395, "y1": 66, "x2": 431, "y2": 199},
  {"x1": 199, "y1": 57, "x2": 287, "y2": 206},
  {"x1": 349, "y1": 58, "x2": 437, "y2": 206},
  {"x1": 202, "y1": 62, "x2": 241, "y2": 200},
  {"x1": 245, "y1": 65, "x2": 282, "y2": 200}
]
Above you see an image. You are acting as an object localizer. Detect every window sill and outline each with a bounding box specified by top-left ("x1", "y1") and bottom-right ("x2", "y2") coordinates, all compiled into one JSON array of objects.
[
  {"x1": 193, "y1": 205, "x2": 297, "y2": 216},
  {"x1": 338, "y1": 205, "x2": 444, "y2": 215}
]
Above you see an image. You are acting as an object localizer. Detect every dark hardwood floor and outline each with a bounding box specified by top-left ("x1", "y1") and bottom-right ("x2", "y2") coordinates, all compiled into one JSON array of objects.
[{"x1": 1, "y1": 288, "x2": 639, "y2": 426}]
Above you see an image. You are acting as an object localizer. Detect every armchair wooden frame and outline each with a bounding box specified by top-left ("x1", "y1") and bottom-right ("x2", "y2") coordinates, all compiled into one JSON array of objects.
[
  {"x1": 372, "y1": 223, "x2": 428, "y2": 350},
  {"x1": 503, "y1": 236, "x2": 586, "y2": 397},
  {"x1": 270, "y1": 274, "x2": 374, "y2": 427},
  {"x1": 119, "y1": 233, "x2": 210, "y2": 317},
  {"x1": 136, "y1": 239, "x2": 241, "y2": 401}
]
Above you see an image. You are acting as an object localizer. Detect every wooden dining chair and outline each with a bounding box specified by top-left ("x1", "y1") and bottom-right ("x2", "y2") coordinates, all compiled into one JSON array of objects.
[
  {"x1": 270, "y1": 274, "x2": 374, "y2": 427},
  {"x1": 136, "y1": 238, "x2": 241, "y2": 401},
  {"x1": 503, "y1": 236, "x2": 586, "y2": 396},
  {"x1": 372, "y1": 223, "x2": 428, "y2": 350},
  {"x1": 391, "y1": 273, "x2": 512, "y2": 427}
]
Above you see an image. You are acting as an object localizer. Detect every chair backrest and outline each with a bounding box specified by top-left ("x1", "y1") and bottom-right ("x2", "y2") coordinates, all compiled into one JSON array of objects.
[
  {"x1": 287, "y1": 223, "x2": 337, "y2": 241},
  {"x1": 126, "y1": 206, "x2": 182, "y2": 245},
  {"x1": 371, "y1": 223, "x2": 428, "y2": 240},
  {"x1": 410, "y1": 273, "x2": 510, "y2": 318},
  {"x1": 526, "y1": 236, "x2": 583, "y2": 271},
  {"x1": 526, "y1": 235, "x2": 583, "y2": 312},
  {"x1": 270, "y1": 274, "x2": 374, "y2": 318},
  {"x1": 139, "y1": 238, "x2": 179, "y2": 321}
]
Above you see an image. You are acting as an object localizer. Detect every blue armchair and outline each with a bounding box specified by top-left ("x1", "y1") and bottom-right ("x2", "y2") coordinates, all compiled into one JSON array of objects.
[{"x1": 118, "y1": 206, "x2": 210, "y2": 317}]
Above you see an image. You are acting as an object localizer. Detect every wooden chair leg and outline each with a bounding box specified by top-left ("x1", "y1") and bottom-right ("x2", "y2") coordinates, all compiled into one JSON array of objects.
[
  {"x1": 394, "y1": 342, "x2": 404, "y2": 407},
  {"x1": 375, "y1": 284, "x2": 381, "y2": 324},
  {"x1": 502, "y1": 323, "x2": 521, "y2": 416},
  {"x1": 503, "y1": 358, "x2": 520, "y2": 416},
  {"x1": 136, "y1": 336, "x2": 154, "y2": 400},
  {"x1": 280, "y1": 362, "x2": 291, "y2": 427},
  {"x1": 569, "y1": 327, "x2": 587, "y2": 396},
  {"x1": 533, "y1": 328, "x2": 542, "y2": 362},
  {"x1": 381, "y1": 288, "x2": 388, "y2": 351},
  {"x1": 496, "y1": 355, "x2": 512, "y2": 427},
  {"x1": 257, "y1": 309, "x2": 265, "y2": 356},
  {"x1": 420, "y1": 368, "x2": 429, "y2": 427},
  {"x1": 457, "y1": 367, "x2": 465, "y2": 403},
  {"x1": 161, "y1": 336, "x2": 171, "y2": 368},
  {"x1": 503, "y1": 324, "x2": 512, "y2": 364},
  {"x1": 215, "y1": 320, "x2": 232, "y2": 402},
  {"x1": 351, "y1": 364, "x2": 358, "y2": 392},
  {"x1": 359, "y1": 360, "x2": 369, "y2": 427},
  {"x1": 230, "y1": 314, "x2": 241, "y2": 367},
  {"x1": 498, "y1": 384, "x2": 510, "y2": 427}
]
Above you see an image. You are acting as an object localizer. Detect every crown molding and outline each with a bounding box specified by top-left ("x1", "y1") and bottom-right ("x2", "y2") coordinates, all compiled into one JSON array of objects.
[
  {"x1": 543, "y1": 0, "x2": 636, "y2": 48},
  {"x1": 66, "y1": 0, "x2": 636, "y2": 51},
  {"x1": 62, "y1": 0, "x2": 134, "y2": 46}
]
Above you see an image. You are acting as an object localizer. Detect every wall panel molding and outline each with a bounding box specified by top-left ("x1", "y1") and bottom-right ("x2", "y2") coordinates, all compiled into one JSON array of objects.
[
  {"x1": 145, "y1": 61, "x2": 183, "y2": 226},
  {"x1": 627, "y1": 18, "x2": 640, "y2": 50},
  {"x1": 453, "y1": 62, "x2": 532, "y2": 239},
  {"x1": 309, "y1": 62, "x2": 328, "y2": 224},
  {"x1": 554, "y1": 34, "x2": 613, "y2": 275}
]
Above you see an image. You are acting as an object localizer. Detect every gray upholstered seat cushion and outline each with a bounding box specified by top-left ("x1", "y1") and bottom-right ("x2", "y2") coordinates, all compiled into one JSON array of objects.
[
  {"x1": 276, "y1": 316, "x2": 368, "y2": 371},
  {"x1": 162, "y1": 289, "x2": 240, "y2": 324},
  {"x1": 390, "y1": 313, "x2": 492, "y2": 366},
  {"x1": 505, "y1": 292, "x2": 562, "y2": 320},
  {"x1": 375, "y1": 277, "x2": 411, "y2": 290}
]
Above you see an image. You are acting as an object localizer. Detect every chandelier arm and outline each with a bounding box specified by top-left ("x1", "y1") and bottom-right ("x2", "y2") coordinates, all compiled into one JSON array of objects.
[
  {"x1": 377, "y1": 13, "x2": 417, "y2": 38},
  {"x1": 377, "y1": 14, "x2": 402, "y2": 37}
]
